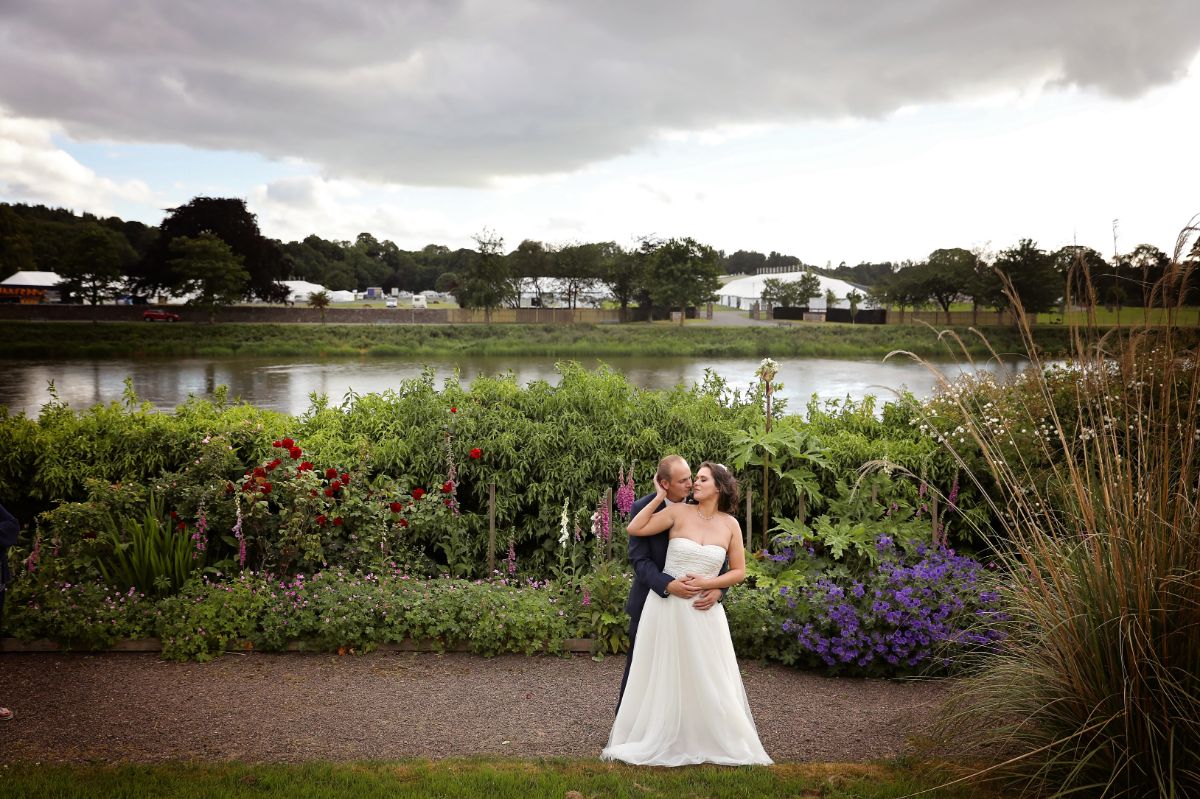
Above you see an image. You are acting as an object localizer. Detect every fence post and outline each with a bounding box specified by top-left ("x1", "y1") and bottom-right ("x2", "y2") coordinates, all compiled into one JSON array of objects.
[
  {"x1": 488, "y1": 482, "x2": 496, "y2": 574},
  {"x1": 605, "y1": 487, "x2": 613, "y2": 561},
  {"x1": 926, "y1": 491, "x2": 936, "y2": 547},
  {"x1": 745, "y1": 488, "x2": 753, "y2": 550}
]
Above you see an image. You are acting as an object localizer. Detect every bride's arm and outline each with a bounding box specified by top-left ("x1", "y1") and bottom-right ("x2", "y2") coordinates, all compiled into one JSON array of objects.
[
  {"x1": 692, "y1": 519, "x2": 746, "y2": 589},
  {"x1": 626, "y1": 490, "x2": 677, "y2": 537}
]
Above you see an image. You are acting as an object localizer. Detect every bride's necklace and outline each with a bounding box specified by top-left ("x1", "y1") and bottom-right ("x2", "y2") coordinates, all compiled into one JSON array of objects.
[{"x1": 696, "y1": 507, "x2": 717, "y2": 521}]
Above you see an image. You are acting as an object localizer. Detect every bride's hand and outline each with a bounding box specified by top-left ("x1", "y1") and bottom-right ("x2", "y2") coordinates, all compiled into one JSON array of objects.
[{"x1": 681, "y1": 573, "x2": 711, "y2": 591}]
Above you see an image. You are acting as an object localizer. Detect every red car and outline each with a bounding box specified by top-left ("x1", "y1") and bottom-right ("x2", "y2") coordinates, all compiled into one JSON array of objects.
[{"x1": 142, "y1": 309, "x2": 181, "y2": 322}]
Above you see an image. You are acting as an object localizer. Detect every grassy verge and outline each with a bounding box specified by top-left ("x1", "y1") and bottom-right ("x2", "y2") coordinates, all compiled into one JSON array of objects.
[
  {"x1": 0, "y1": 759, "x2": 1006, "y2": 798},
  {"x1": 0, "y1": 320, "x2": 1092, "y2": 360}
]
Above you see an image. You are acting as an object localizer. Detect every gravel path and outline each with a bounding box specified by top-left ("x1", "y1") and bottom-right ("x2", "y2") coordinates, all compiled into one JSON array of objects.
[{"x1": 0, "y1": 652, "x2": 947, "y2": 763}]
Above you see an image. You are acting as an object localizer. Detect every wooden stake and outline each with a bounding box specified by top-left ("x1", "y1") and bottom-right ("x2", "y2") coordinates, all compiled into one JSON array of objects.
[
  {"x1": 744, "y1": 488, "x2": 753, "y2": 550},
  {"x1": 487, "y1": 482, "x2": 496, "y2": 574},
  {"x1": 931, "y1": 492, "x2": 940, "y2": 547},
  {"x1": 605, "y1": 487, "x2": 613, "y2": 561}
]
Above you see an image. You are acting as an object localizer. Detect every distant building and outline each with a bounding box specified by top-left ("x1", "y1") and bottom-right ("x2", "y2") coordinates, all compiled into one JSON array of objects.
[
  {"x1": 0, "y1": 271, "x2": 63, "y2": 304},
  {"x1": 718, "y1": 271, "x2": 863, "y2": 311}
]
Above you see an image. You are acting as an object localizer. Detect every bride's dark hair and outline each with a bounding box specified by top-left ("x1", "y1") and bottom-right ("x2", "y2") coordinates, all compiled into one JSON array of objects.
[{"x1": 700, "y1": 461, "x2": 740, "y2": 514}]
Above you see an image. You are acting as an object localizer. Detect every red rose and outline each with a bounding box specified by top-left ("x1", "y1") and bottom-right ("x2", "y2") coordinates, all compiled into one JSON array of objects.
[
  {"x1": 411, "y1": 488, "x2": 426, "y2": 501},
  {"x1": 444, "y1": 498, "x2": 452, "y2": 507},
  {"x1": 325, "y1": 467, "x2": 338, "y2": 479},
  {"x1": 261, "y1": 483, "x2": 272, "y2": 494},
  {"x1": 398, "y1": 518, "x2": 409, "y2": 528},
  {"x1": 333, "y1": 517, "x2": 343, "y2": 527},
  {"x1": 242, "y1": 481, "x2": 253, "y2": 492},
  {"x1": 389, "y1": 502, "x2": 402, "y2": 513},
  {"x1": 288, "y1": 446, "x2": 302, "y2": 460},
  {"x1": 340, "y1": 472, "x2": 349, "y2": 483},
  {"x1": 225, "y1": 482, "x2": 234, "y2": 494},
  {"x1": 253, "y1": 466, "x2": 266, "y2": 477},
  {"x1": 267, "y1": 459, "x2": 280, "y2": 471},
  {"x1": 442, "y1": 480, "x2": 454, "y2": 493},
  {"x1": 469, "y1": 447, "x2": 482, "y2": 459},
  {"x1": 282, "y1": 438, "x2": 294, "y2": 448},
  {"x1": 330, "y1": 480, "x2": 342, "y2": 491},
  {"x1": 300, "y1": 461, "x2": 314, "y2": 471},
  {"x1": 177, "y1": 521, "x2": 186, "y2": 530},
  {"x1": 450, "y1": 406, "x2": 457, "y2": 414},
  {"x1": 324, "y1": 488, "x2": 334, "y2": 497},
  {"x1": 272, "y1": 440, "x2": 282, "y2": 448},
  {"x1": 316, "y1": 514, "x2": 327, "y2": 525},
  {"x1": 310, "y1": 489, "x2": 318, "y2": 497},
  {"x1": 169, "y1": 511, "x2": 178, "y2": 519}
]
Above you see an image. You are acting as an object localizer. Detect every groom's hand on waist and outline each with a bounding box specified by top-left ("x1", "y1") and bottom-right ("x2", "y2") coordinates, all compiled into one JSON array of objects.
[{"x1": 691, "y1": 589, "x2": 722, "y2": 611}]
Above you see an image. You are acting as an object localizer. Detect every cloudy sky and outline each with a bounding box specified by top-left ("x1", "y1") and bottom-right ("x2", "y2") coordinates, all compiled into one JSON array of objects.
[{"x1": 2, "y1": 1, "x2": 1199, "y2": 265}]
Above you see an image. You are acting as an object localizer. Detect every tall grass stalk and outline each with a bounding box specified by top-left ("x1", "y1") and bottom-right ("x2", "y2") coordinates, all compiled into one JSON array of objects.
[{"x1": 903, "y1": 218, "x2": 1200, "y2": 797}]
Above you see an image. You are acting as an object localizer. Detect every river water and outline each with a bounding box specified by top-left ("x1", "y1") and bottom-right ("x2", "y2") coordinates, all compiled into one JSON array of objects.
[{"x1": 0, "y1": 355, "x2": 1026, "y2": 418}]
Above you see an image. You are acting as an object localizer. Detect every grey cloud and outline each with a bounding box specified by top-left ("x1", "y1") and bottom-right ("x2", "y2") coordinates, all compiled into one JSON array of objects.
[
  {"x1": 1, "y1": 1, "x2": 1197, "y2": 186},
  {"x1": 265, "y1": 176, "x2": 320, "y2": 208}
]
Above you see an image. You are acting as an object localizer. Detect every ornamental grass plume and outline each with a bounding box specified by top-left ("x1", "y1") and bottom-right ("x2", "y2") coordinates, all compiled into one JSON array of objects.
[{"x1": 904, "y1": 218, "x2": 1200, "y2": 798}]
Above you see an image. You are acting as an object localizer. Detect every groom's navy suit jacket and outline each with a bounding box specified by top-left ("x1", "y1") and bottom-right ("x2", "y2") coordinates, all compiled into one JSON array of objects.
[{"x1": 619, "y1": 491, "x2": 730, "y2": 707}]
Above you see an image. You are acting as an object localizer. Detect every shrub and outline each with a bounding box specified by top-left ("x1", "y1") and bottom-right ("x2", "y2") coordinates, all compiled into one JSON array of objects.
[
  {"x1": 158, "y1": 573, "x2": 273, "y2": 662},
  {"x1": 2, "y1": 578, "x2": 157, "y2": 650}
]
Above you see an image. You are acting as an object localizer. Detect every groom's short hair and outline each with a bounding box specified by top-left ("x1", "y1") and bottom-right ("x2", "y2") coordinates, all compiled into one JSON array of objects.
[{"x1": 656, "y1": 455, "x2": 686, "y2": 484}]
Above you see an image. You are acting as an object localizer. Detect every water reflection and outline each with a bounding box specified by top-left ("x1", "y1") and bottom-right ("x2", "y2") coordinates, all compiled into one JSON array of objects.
[{"x1": 0, "y1": 355, "x2": 1025, "y2": 418}]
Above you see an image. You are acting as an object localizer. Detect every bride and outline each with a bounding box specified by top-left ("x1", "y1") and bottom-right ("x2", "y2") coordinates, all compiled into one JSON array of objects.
[{"x1": 602, "y1": 461, "x2": 772, "y2": 766}]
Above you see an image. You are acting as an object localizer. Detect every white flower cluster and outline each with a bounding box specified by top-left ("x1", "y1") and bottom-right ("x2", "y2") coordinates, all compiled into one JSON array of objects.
[
  {"x1": 558, "y1": 500, "x2": 570, "y2": 548},
  {"x1": 755, "y1": 357, "x2": 778, "y2": 382}
]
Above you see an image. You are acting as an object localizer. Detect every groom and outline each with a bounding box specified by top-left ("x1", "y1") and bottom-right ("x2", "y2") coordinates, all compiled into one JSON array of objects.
[{"x1": 617, "y1": 454, "x2": 729, "y2": 708}]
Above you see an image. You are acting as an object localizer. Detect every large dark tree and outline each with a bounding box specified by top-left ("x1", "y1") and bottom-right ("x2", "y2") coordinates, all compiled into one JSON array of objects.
[
  {"x1": 642, "y1": 237, "x2": 722, "y2": 326},
  {"x1": 723, "y1": 249, "x2": 767, "y2": 275},
  {"x1": 602, "y1": 243, "x2": 642, "y2": 321},
  {"x1": 59, "y1": 223, "x2": 136, "y2": 314},
  {"x1": 136, "y1": 197, "x2": 288, "y2": 302},
  {"x1": 1054, "y1": 245, "x2": 1110, "y2": 310},
  {"x1": 993, "y1": 239, "x2": 1061, "y2": 315},
  {"x1": 0, "y1": 205, "x2": 36, "y2": 280},
  {"x1": 169, "y1": 233, "x2": 250, "y2": 323},
  {"x1": 920, "y1": 248, "x2": 975, "y2": 320}
]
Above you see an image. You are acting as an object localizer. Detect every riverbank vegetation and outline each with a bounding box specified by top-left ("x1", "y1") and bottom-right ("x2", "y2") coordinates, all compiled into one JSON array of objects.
[{"x1": 0, "y1": 319, "x2": 1089, "y2": 359}]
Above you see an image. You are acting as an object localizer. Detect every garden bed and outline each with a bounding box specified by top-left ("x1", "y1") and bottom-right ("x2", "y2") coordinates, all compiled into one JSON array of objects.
[{"x1": 0, "y1": 636, "x2": 595, "y2": 654}]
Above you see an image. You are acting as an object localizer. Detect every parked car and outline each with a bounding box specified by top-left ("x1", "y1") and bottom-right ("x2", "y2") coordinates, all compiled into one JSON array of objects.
[{"x1": 142, "y1": 309, "x2": 181, "y2": 322}]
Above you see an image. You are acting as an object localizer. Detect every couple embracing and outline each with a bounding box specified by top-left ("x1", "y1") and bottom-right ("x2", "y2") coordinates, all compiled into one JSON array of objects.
[{"x1": 601, "y1": 456, "x2": 772, "y2": 767}]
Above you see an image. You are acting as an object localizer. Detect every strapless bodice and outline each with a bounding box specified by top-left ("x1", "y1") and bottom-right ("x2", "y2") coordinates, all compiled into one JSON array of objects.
[{"x1": 663, "y1": 537, "x2": 726, "y2": 579}]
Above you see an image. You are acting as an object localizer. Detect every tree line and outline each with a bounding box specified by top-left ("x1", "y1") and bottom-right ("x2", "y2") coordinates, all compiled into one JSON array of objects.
[{"x1": 1, "y1": 198, "x2": 1195, "y2": 322}]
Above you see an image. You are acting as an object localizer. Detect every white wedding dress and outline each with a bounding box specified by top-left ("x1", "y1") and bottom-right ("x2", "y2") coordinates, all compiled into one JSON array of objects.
[{"x1": 602, "y1": 537, "x2": 773, "y2": 766}]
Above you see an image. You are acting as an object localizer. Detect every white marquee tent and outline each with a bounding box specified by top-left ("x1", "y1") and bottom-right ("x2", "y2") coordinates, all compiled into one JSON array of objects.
[{"x1": 718, "y1": 271, "x2": 865, "y2": 310}]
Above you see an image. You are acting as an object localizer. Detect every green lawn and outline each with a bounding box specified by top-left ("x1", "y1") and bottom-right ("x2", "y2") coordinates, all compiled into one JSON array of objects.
[
  {"x1": 0, "y1": 760, "x2": 1007, "y2": 799},
  {"x1": 940, "y1": 303, "x2": 1199, "y2": 327},
  {"x1": 0, "y1": 320, "x2": 1098, "y2": 360}
]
